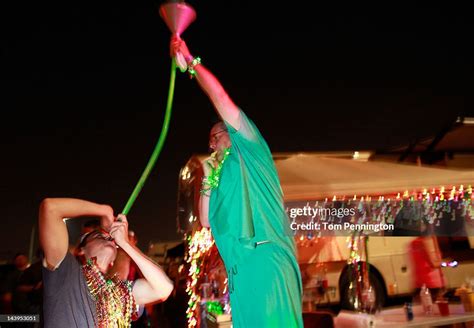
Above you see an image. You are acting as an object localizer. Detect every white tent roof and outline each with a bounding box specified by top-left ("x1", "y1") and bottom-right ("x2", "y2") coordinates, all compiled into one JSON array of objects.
[{"x1": 275, "y1": 154, "x2": 474, "y2": 201}]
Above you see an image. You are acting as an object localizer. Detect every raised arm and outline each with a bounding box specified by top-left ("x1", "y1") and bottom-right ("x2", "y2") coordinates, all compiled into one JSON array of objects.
[
  {"x1": 109, "y1": 215, "x2": 173, "y2": 305},
  {"x1": 38, "y1": 198, "x2": 114, "y2": 270},
  {"x1": 171, "y1": 36, "x2": 241, "y2": 130}
]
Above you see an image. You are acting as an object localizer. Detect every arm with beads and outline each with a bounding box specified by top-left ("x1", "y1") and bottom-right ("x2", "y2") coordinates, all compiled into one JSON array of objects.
[{"x1": 170, "y1": 36, "x2": 241, "y2": 130}]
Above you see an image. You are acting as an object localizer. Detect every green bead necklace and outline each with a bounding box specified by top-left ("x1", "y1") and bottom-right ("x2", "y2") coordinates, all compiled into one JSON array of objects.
[{"x1": 200, "y1": 148, "x2": 231, "y2": 195}]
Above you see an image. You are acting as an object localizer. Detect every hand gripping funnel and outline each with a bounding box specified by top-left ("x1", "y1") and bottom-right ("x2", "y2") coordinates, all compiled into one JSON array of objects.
[{"x1": 160, "y1": 2, "x2": 196, "y2": 71}]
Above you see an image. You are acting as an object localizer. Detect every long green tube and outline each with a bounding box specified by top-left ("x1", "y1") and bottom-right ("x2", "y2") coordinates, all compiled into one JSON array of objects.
[{"x1": 122, "y1": 59, "x2": 177, "y2": 215}]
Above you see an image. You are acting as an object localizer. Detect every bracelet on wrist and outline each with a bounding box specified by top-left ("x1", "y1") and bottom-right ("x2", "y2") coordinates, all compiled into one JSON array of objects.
[{"x1": 187, "y1": 57, "x2": 201, "y2": 78}]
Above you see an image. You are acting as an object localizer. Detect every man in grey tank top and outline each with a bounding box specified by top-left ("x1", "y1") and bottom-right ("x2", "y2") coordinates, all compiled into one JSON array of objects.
[{"x1": 39, "y1": 198, "x2": 174, "y2": 327}]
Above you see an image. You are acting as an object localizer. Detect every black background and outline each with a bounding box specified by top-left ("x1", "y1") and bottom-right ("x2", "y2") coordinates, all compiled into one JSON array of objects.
[{"x1": 0, "y1": 1, "x2": 470, "y2": 257}]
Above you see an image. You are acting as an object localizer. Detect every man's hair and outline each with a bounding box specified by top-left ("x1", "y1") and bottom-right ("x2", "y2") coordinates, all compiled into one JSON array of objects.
[{"x1": 211, "y1": 121, "x2": 227, "y2": 133}]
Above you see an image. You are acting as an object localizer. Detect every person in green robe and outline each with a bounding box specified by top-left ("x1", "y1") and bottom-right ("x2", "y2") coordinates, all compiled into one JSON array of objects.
[{"x1": 171, "y1": 36, "x2": 303, "y2": 328}]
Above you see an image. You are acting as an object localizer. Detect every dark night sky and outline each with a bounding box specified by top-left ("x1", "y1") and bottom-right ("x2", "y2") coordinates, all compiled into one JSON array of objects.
[{"x1": 0, "y1": 1, "x2": 470, "y2": 258}]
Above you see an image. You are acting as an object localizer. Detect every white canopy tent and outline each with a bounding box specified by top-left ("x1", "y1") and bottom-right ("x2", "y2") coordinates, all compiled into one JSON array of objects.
[
  {"x1": 274, "y1": 154, "x2": 474, "y2": 264},
  {"x1": 275, "y1": 154, "x2": 474, "y2": 201}
]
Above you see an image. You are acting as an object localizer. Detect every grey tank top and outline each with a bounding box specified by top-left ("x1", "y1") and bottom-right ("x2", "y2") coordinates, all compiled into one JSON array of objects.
[{"x1": 42, "y1": 252, "x2": 96, "y2": 327}]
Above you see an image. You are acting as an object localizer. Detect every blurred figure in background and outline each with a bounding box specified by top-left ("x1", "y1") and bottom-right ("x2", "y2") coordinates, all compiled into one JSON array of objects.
[
  {"x1": 0, "y1": 253, "x2": 30, "y2": 314},
  {"x1": 13, "y1": 248, "x2": 43, "y2": 327},
  {"x1": 409, "y1": 218, "x2": 445, "y2": 301}
]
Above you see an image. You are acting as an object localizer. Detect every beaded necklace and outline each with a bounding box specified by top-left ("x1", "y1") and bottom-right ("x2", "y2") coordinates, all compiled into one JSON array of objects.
[
  {"x1": 82, "y1": 258, "x2": 137, "y2": 328},
  {"x1": 201, "y1": 148, "x2": 231, "y2": 195}
]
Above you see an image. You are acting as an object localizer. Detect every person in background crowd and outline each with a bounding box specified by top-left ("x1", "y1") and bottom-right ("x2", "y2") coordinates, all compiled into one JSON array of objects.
[
  {"x1": 409, "y1": 218, "x2": 445, "y2": 301},
  {"x1": 13, "y1": 249, "x2": 43, "y2": 327},
  {"x1": 0, "y1": 253, "x2": 30, "y2": 314}
]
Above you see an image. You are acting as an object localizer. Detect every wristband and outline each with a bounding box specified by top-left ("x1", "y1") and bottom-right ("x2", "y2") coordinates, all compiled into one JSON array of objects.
[{"x1": 187, "y1": 57, "x2": 201, "y2": 78}]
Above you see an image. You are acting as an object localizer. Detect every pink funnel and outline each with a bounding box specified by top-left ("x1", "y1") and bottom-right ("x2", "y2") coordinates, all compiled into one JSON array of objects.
[
  {"x1": 159, "y1": 2, "x2": 196, "y2": 36},
  {"x1": 159, "y1": 2, "x2": 196, "y2": 71}
]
